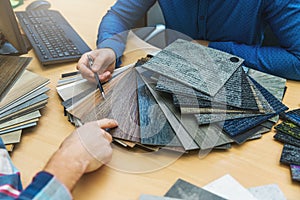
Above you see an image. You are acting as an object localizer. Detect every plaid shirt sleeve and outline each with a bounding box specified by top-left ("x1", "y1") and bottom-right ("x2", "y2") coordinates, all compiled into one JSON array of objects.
[{"x1": 0, "y1": 138, "x2": 72, "y2": 200}]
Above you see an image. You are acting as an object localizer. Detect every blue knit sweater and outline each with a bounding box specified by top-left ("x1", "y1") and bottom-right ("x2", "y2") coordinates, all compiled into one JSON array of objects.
[{"x1": 97, "y1": 0, "x2": 300, "y2": 80}]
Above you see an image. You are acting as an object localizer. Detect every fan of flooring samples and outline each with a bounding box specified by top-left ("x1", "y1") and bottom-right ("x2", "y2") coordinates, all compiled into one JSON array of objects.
[{"x1": 56, "y1": 39, "x2": 287, "y2": 154}]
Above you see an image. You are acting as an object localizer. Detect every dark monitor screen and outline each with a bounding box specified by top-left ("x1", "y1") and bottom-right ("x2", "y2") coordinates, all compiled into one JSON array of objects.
[{"x1": 0, "y1": 0, "x2": 28, "y2": 55}]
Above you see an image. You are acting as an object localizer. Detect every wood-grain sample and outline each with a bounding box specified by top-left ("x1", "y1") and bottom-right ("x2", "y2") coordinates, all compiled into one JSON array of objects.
[
  {"x1": 0, "y1": 55, "x2": 31, "y2": 101},
  {"x1": 69, "y1": 67, "x2": 140, "y2": 142},
  {"x1": 142, "y1": 39, "x2": 243, "y2": 96},
  {"x1": 0, "y1": 70, "x2": 49, "y2": 110}
]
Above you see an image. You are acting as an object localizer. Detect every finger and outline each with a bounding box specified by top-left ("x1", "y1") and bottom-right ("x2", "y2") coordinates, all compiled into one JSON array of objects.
[
  {"x1": 99, "y1": 71, "x2": 112, "y2": 82},
  {"x1": 90, "y1": 54, "x2": 107, "y2": 73},
  {"x1": 77, "y1": 55, "x2": 95, "y2": 81},
  {"x1": 96, "y1": 118, "x2": 118, "y2": 129},
  {"x1": 102, "y1": 130, "x2": 113, "y2": 142}
]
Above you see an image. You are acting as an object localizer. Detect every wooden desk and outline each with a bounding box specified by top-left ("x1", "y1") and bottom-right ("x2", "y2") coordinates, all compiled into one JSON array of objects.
[{"x1": 12, "y1": 1, "x2": 300, "y2": 199}]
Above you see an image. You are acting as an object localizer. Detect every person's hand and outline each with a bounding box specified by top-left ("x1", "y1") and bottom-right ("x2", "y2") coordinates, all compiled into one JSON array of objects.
[
  {"x1": 43, "y1": 118, "x2": 118, "y2": 191},
  {"x1": 77, "y1": 48, "x2": 116, "y2": 83}
]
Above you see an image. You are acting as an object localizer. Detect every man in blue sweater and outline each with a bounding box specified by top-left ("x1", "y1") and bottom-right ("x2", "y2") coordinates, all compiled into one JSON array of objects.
[{"x1": 77, "y1": 0, "x2": 300, "y2": 81}]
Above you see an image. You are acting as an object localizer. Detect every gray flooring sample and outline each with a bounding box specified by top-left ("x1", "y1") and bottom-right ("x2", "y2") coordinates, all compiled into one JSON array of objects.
[
  {"x1": 165, "y1": 179, "x2": 226, "y2": 200},
  {"x1": 142, "y1": 39, "x2": 243, "y2": 96}
]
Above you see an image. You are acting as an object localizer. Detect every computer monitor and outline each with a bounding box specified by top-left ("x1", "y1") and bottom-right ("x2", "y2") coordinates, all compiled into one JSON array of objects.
[{"x1": 0, "y1": 0, "x2": 28, "y2": 55}]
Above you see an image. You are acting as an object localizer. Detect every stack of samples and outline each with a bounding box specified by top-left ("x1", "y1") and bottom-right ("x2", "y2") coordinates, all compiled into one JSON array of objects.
[
  {"x1": 0, "y1": 55, "x2": 50, "y2": 152},
  {"x1": 274, "y1": 108, "x2": 300, "y2": 182},
  {"x1": 57, "y1": 39, "x2": 287, "y2": 153},
  {"x1": 139, "y1": 174, "x2": 287, "y2": 200}
]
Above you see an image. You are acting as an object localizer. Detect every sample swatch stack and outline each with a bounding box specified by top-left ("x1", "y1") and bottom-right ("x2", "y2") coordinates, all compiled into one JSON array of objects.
[
  {"x1": 274, "y1": 108, "x2": 300, "y2": 182},
  {"x1": 57, "y1": 39, "x2": 287, "y2": 153},
  {"x1": 0, "y1": 55, "x2": 50, "y2": 152}
]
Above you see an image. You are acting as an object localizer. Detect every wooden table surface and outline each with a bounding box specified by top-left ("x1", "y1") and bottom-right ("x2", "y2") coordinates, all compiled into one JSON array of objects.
[{"x1": 11, "y1": 1, "x2": 300, "y2": 199}]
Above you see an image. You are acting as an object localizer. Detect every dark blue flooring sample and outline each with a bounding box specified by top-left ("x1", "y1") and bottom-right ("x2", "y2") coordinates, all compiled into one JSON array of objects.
[
  {"x1": 221, "y1": 76, "x2": 288, "y2": 137},
  {"x1": 274, "y1": 131, "x2": 300, "y2": 148},
  {"x1": 281, "y1": 109, "x2": 300, "y2": 127},
  {"x1": 280, "y1": 144, "x2": 300, "y2": 165}
]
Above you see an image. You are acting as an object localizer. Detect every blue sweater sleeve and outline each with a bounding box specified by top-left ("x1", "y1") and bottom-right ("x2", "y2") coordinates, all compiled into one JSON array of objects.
[
  {"x1": 210, "y1": 0, "x2": 300, "y2": 80},
  {"x1": 97, "y1": 0, "x2": 156, "y2": 66}
]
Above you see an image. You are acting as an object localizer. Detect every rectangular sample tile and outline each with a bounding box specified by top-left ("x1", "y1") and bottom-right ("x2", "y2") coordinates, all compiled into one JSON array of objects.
[
  {"x1": 137, "y1": 68, "x2": 199, "y2": 151},
  {"x1": 0, "y1": 55, "x2": 31, "y2": 101},
  {"x1": 281, "y1": 108, "x2": 300, "y2": 127},
  {"x1": 290, "y1": 165, "x2": 300, "y2": 182},
  {"x1": 0, "y1": 130, "x2": 22, "y2": 144},
  {"x1": 280, "y1": 144, "x2": 300, "y2": 165},
  {"x1": 248, "y1": 184, "x2": 286, "y2": 200},
  {"x1": 70, "y1": 68, "x2": 140, "y2": 142},
  {"x1": 142, "y1": 39, "x2": 243, "y2": 96},
  {"x1": 0, "y1": 70, "x2": 49, "y2": 110},
  {"x1": 137, "y1": 73, "x2": 181, "y2": 146},
  {"x1": 203, "y1": 174, "x2": 257, "y2": 200},
  {"x1": 275, "y1": 121, "x2": 300, "y2": 140},
  {"x1": 165, "y1": 179, "x2": 226, "y2": 200},
  {"x1": 273, "y1": 131, "x2": 300, "y2": 148}
]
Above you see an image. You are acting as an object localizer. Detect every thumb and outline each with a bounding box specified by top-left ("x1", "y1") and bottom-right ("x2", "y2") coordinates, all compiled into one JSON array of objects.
[{"x1": 96, "y1": 118, "x2": 118, "y2": 129}]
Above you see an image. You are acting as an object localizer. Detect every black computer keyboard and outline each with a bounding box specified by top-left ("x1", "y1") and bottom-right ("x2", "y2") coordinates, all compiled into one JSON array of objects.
[{"x1": 16, "y1": 9, "x2": 91, "y2": 65}]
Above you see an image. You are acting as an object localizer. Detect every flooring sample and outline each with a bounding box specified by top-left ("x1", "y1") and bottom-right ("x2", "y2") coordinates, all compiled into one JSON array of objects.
[
  {"x1": 165, "y1": 179, "x2": 226, "y2": 200},
  {"x1": 280, "y1": 144, "x2": 300, "y2": 165},
  {"x1": 221, "y1": 77, "x2": 288, "y2": 137},
  {"x1": 0, "y1": 130, "x2": 22, "y2": 144},
  {"x1": 57, "y1": 78, "x2": 95, "y2": 101},
  {"x1": 69, "y1": 68, "x2": 140, "y2": 142},
  {"x1": 0, "y1": 118, "x2": 39, "y2": 132},
  {"x1": 247, "y1": 69, "x2": 286, "y2": 101},
  {"x1": 172, "y1": 67, "x2": 259, "y2": 111},
  {"x1": 0, "y1": 70, "x2": 49, "y2": 110},
  {"x1": 142, "y1": 39, "x2": 243, "y2": 96},
  {"x1": 248, "y1": 69, "x2": 286, "y2": 123},
  {"x1": 248, "y1": 184, "x2": 286, "y2": 200},
  {"x1": 260, "y1": 120, "x2": 276, "y2": 129},
  {"x1": 137, "y1": 68, "x2": 234, "y2": 150},
  {"x1": 229, "y1": 125, "x2": 270, "y2": 144},
  {"x1": 0, "y1": 122, "x2": 37, "y2": 135},
  {"x1": 203, "y1": 174, "x2": 257, "y2": 200},
  {"x1": 0, "y1": 110, "x2": 40, "y2": 129},
  {"x1": 156, "y1": 72, "x2": 259, "y2": 111},
  {"x1": 274, "y1": 131, "x2": 300, "y2": 148},
  {"x1": 0, "y1": 94, "x2": 48, "y2": 123},
  {"x1": 275, "y1": 121, "x2": 300, "y2": 140},
  {"x1": 0, "y1": 87, "x2": 49, "y2": 115},
  {"x1": 281, "y1": 109, "x2": 300, "y2": 127},
  {"x1": 137, "y1": 68, "x2": 199, "y2": 151},
  {"x1": 0, "y1": 55, "x2": 31, "y2": 101},
  {"x1": 290, "y1": 165, "x2": 300, "y2": 182},
  {"x1": 62, "y1": 87, "x2": 95, "y2": 110},
  {"x1": 137, "y1": 74, "x2": 181, "y2": 146}
]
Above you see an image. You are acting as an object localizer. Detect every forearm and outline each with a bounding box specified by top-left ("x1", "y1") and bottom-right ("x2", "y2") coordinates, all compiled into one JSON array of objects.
[
  {"x1": 43, "y1": 148, "x2": 87, "y2": 191},
  {"x1": 209, "y1": 41, "x2": 300, "y2": 80}
]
